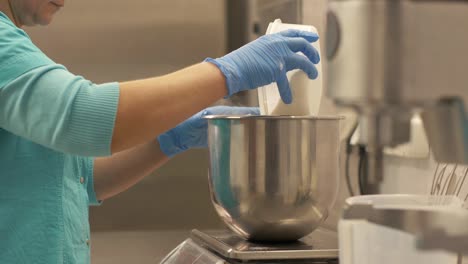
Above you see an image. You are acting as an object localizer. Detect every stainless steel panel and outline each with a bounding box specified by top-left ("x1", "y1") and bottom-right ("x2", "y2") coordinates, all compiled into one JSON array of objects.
[{"x1": 327, "y1": 0, "x2": 468, "y2": 106}]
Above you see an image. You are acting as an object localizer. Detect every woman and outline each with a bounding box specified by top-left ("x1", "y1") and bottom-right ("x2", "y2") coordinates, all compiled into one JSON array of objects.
[{"x1": 0, "y1": 0, "x2": 320, "y2": 263}]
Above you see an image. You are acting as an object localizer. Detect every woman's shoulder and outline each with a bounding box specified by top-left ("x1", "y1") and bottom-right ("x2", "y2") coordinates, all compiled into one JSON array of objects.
[
  {"x1": 0, "y1": 12, "x2": 14, "y2": 26},
  {"x1": 0, "y1": 13, "x2": 35, "y2": 64},
  {"x1": 0, "y1": 12, "x2": 30, "y2": 40},
  {"x1": 0, "y1": 12, "x2": 54, "y2": 89}
]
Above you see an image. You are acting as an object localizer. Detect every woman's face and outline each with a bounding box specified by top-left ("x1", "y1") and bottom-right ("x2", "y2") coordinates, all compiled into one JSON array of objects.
[{"x1": 10, "y1": 0, "x2": 64, "y2": 26}]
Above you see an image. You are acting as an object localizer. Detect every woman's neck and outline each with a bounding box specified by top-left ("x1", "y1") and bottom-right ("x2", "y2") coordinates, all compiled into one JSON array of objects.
[{"x1": 0, "y1": 0, "x2": 21, "y2": 27}]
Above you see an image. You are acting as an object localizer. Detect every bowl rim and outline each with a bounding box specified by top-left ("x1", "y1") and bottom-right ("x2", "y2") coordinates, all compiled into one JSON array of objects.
[{"x1": 203, "y1": 115, "x2": 345, "y2": 120}]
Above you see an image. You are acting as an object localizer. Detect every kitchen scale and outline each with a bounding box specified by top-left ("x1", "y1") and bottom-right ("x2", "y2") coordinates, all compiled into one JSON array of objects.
[{"x1": 160, "y1": 229, "x2": 338, "y2": 264}]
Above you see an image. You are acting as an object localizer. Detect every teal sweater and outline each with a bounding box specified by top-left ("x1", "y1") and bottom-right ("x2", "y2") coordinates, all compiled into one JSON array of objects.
[{"x1": 0, "y1": 12, "x2": 119, "y2": 263}]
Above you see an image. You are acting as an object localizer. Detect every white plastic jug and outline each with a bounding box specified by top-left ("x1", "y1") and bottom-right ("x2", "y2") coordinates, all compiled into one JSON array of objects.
[{"x1": 258, "y1": 19, "x2": 323, "y2": 116}]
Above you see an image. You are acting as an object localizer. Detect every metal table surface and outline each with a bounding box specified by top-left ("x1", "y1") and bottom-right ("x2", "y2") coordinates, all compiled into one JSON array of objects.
[
  {"x1": 90, "y1": 230, "x2": 468, "y2": 264},
  {"x1": 91, "y1": 230, "x2": 190, "y2": 264}
]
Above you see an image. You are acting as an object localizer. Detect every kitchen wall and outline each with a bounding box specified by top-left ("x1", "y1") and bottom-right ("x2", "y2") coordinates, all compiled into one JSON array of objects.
[{"x1": 26, "y1": 0, "x2": 227, "y2": 232}]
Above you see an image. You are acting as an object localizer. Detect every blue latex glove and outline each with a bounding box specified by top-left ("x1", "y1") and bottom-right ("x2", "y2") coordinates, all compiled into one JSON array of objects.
[
  {"x1": 205, "y1": 29, "x2": 320, "y2": 104},
  {"x1": 158, "y1": 106, "x2": 260, "y2": 157}
]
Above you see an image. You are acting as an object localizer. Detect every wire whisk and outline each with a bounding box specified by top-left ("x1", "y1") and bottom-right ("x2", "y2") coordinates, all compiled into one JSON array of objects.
[{"x1": 431, "y1": 163, "x2": 468, "y2": 203}]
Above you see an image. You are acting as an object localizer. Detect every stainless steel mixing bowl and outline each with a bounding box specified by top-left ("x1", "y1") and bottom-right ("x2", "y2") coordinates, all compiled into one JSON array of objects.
[{"x1": 204, "y1": 115, "x2": 342, "y2": 242}]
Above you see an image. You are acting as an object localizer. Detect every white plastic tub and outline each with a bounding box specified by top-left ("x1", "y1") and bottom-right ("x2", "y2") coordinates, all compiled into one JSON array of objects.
[{"x1": 339, "y1": 195, "x2": 465, "y2": 264}]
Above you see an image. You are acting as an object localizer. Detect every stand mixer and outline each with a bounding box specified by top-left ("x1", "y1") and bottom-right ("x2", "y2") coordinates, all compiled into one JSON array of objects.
[
  {"x1": 326, "y1": 0, "x2": 468, "y2": 260},
  {"x1": 327, "y1": 0, "x2": 468, "y2": 194}
]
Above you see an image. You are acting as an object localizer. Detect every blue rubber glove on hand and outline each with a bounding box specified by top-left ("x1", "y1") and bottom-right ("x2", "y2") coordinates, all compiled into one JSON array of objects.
[
  {"x1": 205, "y1": 29, "x2": 320, "y2": 104},
  {"x1": 158, "y1": 106, "x2": 260, "y2": 157}
]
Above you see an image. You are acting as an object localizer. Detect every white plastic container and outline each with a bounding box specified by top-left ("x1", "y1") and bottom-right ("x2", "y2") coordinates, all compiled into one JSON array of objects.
[
  {"x1": 339, "y1": 195, "x2": 463, "y2": 264},
  {"x1": 257, "y1": 19, "x2": 322, "y2": 116}
]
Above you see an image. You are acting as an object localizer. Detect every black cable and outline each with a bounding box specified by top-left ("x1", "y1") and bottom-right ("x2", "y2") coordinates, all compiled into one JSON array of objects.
[{"x1": 358, "y1": 145, "x2": 368, "y2": 195}]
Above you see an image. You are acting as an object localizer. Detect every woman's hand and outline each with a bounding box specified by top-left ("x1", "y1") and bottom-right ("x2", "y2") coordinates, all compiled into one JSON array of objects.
[
  {"x1": 157, "y1": 106, "x2": 259, "y2": 157},
  {"x1": 205, "y1": 29, "x2": 320, "y2": 104}
]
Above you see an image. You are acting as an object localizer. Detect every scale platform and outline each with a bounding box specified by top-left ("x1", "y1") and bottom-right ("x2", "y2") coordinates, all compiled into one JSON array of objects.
[{"x1": 190, "y1": 229, "x2": 339, "y2": 262}]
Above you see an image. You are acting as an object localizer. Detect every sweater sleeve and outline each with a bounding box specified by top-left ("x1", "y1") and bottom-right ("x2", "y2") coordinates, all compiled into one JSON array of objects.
[
  {"x1": 0, "y1": 12, "x2": 120, "y2": 156},
  {"x1": 83, "y1": 157, "x2": 102, "y2": 206},
  {"x1": 0, "y1": 65, "x2": 120, "y2": 156}
]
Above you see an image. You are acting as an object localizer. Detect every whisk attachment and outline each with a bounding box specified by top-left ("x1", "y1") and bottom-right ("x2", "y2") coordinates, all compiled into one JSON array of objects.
[{"x1": 431, "y1": 163, "x2": 468, "y2": 202}]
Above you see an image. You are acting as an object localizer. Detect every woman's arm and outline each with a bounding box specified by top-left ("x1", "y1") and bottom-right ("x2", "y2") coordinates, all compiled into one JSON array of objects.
[
  {"x1": 112, "y1": 29, "x2": 321, "y2": 154},
  {"x1": 112, "y1": 62, "x2": 226, "y2": 153},
  {"x1": 1, "y1": 28, "x2": 318, "y2": 157},
  {"x1": 93, "y1": 140, "x2": 169, "y2": 201},
  {"x1": 93, "y1": 106, "x2": 259, "y2": 201},
  {"x1": 0, "y1": 62, "x2": 225, "y2": 157}
]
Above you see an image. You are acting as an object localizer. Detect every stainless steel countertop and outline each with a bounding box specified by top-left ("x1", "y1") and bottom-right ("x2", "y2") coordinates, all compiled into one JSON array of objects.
[
  {"x1": 91, "y1": 230, "x2": 190, "y2": 264},
  {"x1": 90, "y1": 230, "x2": 468, "y2": 264}
]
